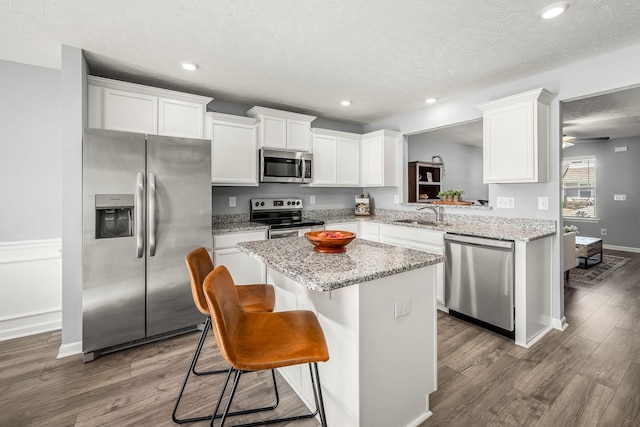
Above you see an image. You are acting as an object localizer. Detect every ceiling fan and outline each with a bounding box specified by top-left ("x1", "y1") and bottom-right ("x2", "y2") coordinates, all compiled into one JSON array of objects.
[
  {"x1": 562, "y1": 135, "x2": 609, "y2": 148},
  {"x1": 562, "y1": 135, "x2": 610, "y2": 143}
]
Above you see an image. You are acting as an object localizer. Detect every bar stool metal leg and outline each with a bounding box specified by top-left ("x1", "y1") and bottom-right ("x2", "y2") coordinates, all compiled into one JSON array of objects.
[{"x1": 211, "y1": 364, "x2": 328, "y2": 427}]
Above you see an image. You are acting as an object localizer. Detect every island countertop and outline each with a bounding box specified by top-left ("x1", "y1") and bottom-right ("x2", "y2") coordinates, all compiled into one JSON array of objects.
[{"x1": 237, "y1": 237, "x2": 445, "y2": 292}]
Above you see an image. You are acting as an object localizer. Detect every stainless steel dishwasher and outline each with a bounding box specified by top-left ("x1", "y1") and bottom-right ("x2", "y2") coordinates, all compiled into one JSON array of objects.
[{"x1": 444, "y1": 234, "x2": 515, "y2": 339}]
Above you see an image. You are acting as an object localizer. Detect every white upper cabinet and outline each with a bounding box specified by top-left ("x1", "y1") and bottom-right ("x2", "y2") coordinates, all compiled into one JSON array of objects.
[
  {"x1": 310, "y1": 129, "x2": 361, "y2": 187},
  {"x1": 360, "y1": 129, "x2": 400, "y2": 187},
  {"x1": 204, "y1": 113, "x2": 259, "y2": 186},
  {"x1": 88, "y1": 76, "x2": 212, "y2": 139},
  {"x1": 476, "y1": 88, "x2": 554, "y2": 183},
  {"x1": 246, "y1": 106, "x2": 316, "y2": 152}
]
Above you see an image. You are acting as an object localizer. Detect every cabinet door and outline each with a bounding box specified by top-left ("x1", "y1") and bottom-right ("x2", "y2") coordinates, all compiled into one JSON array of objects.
[
  {"x1": 483, "y1": 102, "x2": 535, "y2": 183},
  {"x1": 410, "y1": 242, "x2": 445, "y2": 305},
  {"x1": 158, "y1": 97, "x2": 205, "y2": 139},
  {"x1": 361, "y1": 136, "x2": 384, "y2": 186},
  {"x1": 104, "y1": 88, "x2": 157, "y2": 134},
  {"x1": 358, "y1": 222, "x2": 380, "y2": 241},
  {"x1": 213, "y1": 248, "x2": 266, "y2": 284},
  {"x1": 288, "y1": 119, "x2": 312, "y2": 152},
  {"x1": 337, "y1": 137, "x2": 360, "y2": 186},
  {"x1": 324, "y1": 222, "x2": 359, "y2": 234},
  {"x1": 211, "y1": 120, "x2": 258, "y2": 185},
  {"x1": 312, "y1": 135, "x2": 338, "y2": 185},
  {"x1": 260, "y1": 115, "x2": 287, "y2": 149}
]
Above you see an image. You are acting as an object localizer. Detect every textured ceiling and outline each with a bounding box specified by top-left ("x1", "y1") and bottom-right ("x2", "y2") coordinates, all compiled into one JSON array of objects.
[
  {"x1": 2, "y1": 0, "x2": 640, "y2": 125},
  {"x1": 563, "y1": 86, "x2": 640, "y2": 140}
]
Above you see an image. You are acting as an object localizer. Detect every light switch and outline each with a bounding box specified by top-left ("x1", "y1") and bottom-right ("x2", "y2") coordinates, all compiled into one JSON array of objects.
[
  {"x1": 229, "y1": 196, "x2": 236, "y2": 207},
  {"x1": 538, "y1": 196, "x2": 549, "y2": 210},
  {"x1": 614, "y1": 194, "x2": 626, "y2": 201},
  {"x1": 615, "y1": 146, "x2": 628, "y2": 152}
]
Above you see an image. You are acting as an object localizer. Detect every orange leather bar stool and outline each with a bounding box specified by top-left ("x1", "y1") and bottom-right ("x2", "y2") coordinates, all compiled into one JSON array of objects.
[
  {"x1": 203, "y1": 265, "x2": 329, "y2": 427},
  {"x1": 172, "y1": 247, "x2": 276, "y2": 424}
]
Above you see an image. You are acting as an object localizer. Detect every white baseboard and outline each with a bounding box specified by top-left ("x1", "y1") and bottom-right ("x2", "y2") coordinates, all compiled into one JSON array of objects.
[
  {"x1": 0, "y1": 307, "x2": 61, "y2": 341},
  {"x1": 58, "y1": 341, "x2": 83, "y2": 359},
  {"x1": 603, "y1": 244, "x2": 640, "y2": 253},
  {"x1": 552, "y1": 316, "x2": 569, "y2": 331},
  {"x1": 0, "y1": 238, "x2": 62, "y2": 342}
]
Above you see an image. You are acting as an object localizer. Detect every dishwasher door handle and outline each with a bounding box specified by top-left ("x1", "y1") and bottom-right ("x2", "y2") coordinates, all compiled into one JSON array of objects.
[{"x1": 445, "y1": 233, "x2": 514, "y2": 250}]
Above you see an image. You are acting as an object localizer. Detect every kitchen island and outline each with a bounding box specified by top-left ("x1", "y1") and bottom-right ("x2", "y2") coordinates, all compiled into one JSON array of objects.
[{"x1": 238, "y1": 237, "x2": 445, "y2": 427}]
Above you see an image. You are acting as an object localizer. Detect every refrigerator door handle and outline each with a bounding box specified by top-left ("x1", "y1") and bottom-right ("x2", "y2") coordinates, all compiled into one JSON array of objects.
[
  {"x1": 149, "y1": 172, "x2": 157, "y2": 257},
  {"x1": 136, "y1": 172, "x2": 145, "y2": 258}
]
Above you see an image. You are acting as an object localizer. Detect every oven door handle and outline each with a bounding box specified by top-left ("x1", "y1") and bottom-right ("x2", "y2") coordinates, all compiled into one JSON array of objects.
[{"x1": 270, "y1": 229, "x2": 301, "y2": 239}]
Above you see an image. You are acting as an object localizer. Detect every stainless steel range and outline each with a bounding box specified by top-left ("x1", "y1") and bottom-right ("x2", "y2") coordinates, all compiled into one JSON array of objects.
[{"x1": 250, "y1": 198, "x2": 324, "y2": 238}]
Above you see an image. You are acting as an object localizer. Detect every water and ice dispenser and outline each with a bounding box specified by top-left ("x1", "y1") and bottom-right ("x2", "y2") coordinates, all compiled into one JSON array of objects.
[{"x1": 95, "y1": 194, "x2": 134, "y2": 239}]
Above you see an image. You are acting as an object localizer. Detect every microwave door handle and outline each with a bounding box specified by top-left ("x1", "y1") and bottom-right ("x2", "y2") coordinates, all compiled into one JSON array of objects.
[
  {"x1": 148, "y1": 172, "x2": 157, "y2": 257},
  {"x1": 136, "y1": 172, "x2": 145, "y2": 258},
  {"x1": 300, "y1": 155, "x2": 306, "y2": 180}
]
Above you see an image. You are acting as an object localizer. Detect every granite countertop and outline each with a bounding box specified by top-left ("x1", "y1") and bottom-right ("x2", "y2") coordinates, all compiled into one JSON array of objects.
[
  {"x1": 312, "y1": 212, "x2": 555, "y2": 242},
  {"x1": 213, "y1": 210, "x2": 556, "y2": 242},
  {"x1": 237, "y1": 237, "x2": 445, "y2": 292}
]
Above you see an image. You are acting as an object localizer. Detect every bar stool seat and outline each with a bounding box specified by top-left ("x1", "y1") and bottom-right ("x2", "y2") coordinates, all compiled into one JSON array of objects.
[
  {"x1": 172, "y1": 247, "x2": 275, "y2": 424},
  {"x1": 204, "y1": 265, "x2": 329, "y2": 427}
]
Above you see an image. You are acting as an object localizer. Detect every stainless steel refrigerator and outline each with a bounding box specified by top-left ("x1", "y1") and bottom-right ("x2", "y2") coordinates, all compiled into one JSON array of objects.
[{"x1": 82, "y1": 128, "x2": 211, "y2": 360}]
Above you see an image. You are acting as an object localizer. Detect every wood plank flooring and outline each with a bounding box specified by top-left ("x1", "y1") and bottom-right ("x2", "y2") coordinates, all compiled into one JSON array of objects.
[{"x1": 1, "y1": 249, "x2": 640, "y2": 426}]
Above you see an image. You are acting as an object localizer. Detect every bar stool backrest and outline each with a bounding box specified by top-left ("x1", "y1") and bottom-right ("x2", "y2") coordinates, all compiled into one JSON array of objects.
[
  {"x1": 185, "y1": 247, "x2": 215, "y2": 315},
  {"x1": 203, "y1": 265, "x2": 243, "y2": 366}
]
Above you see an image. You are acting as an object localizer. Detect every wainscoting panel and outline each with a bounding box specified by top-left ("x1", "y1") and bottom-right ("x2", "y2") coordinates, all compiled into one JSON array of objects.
[{"x1": 0, "y1": 239, "x2": 62, "y2": 341}]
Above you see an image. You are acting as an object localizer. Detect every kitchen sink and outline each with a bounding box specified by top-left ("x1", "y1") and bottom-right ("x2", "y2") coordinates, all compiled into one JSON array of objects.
[{"x1": 394, "y1": 219, "x2": 448, "y2": 227}]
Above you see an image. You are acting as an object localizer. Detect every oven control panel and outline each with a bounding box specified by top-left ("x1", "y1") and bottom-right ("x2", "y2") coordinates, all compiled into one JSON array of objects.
[{"x1": 251, "y1": 198, "x2": 303, "y2": 211}]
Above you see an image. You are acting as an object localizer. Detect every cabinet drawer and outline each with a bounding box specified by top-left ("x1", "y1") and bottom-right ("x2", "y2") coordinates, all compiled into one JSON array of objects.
[
  {"x1": 380, "y1": 224, "x2": 444, "y2": 246},
  {"x1": 213, "y1": 230, "x2": 267, "y2": 249}
]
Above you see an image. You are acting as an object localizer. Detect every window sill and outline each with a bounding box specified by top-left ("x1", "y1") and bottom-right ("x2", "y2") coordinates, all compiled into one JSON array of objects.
[{"x1": 562, "y1": 217, "x2": 600, "y2": 223}]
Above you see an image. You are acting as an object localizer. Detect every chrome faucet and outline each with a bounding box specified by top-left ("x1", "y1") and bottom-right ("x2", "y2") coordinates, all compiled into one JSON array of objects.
[{"x1": 417, "y1": 204, "x2": 444, "y2": 223}]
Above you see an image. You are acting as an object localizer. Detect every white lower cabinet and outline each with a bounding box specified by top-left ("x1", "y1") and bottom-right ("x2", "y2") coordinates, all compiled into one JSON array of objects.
[
  {"x1": 379, "y1": 224, "x2": 445, "y2": 305},
  {"x1": 213, "y1": 230, "x2": 267, "y2": 284},
  {"x1": 358, "y1": 222, "x2": 380, "y2": 242},
  {"x1": 324, "y1": 221, "x2": 358, "y2": 234}
]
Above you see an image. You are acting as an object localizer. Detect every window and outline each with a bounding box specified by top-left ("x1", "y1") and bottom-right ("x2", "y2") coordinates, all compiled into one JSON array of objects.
[{"x1": 562, "y1": 156, "x2": 596, "y2": 219}]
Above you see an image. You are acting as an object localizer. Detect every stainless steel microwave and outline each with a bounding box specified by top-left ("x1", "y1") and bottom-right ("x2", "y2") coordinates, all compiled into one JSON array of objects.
[{"x1": 259, "y1": 148, "x2": 313, "y2": 183}]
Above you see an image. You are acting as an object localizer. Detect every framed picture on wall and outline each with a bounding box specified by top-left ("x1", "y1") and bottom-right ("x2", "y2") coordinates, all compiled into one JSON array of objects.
[{"x1": 426, "y1": 172, "x2": 433, "y2": 182}]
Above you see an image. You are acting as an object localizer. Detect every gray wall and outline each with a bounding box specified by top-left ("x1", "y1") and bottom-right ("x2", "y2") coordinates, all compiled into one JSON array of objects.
[
  {"x1": 209, "y1": 99, "x2": 364, "y2": 134},
  {"x1": 407, "y1": 135, "x2": 487, "y2": 201},
  {"x1": 563, "y1": 137, "x2": 640, "y2": 249},
  {"x1": 0, "y1": 59, "x2": 61, "y2": 241},
  {"x1": 213, "y1": 185, "x2": 363, "y2": 215}
]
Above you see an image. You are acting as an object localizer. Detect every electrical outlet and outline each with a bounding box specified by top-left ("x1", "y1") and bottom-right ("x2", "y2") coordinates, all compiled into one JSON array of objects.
[
  {"x1": 394, "y1": 195, "x2": 400, "y2": 204},
  {"x1": 601, "y1": 229, "x2": 607, "y2": 235},
  {"x1": 309, "y1": 195, "x2": 316, "y2": 205},
  {"x1": 614, "y1": 194, "x2": 626, "y2": 201},
  {"x1": 496, "y1": 196, "x2": 515, "y2": 209},
  {"x1": 394, "y1": 299, "x2": 411, "y2": 318},
  {"x1": 229, "y1": 196, "x2": 236, "y2": 207}
]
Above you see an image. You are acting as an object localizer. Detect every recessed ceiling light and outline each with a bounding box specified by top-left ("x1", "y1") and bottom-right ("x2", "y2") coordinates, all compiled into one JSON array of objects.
[
  {"x1": 425, "y1": 97, "x2": 437, "y2": 104},
  {"x1": 180, "y1": 61, "x2": 199, "y2": 71},
  {"x1": 540, "y1": 2, "x2": 569, "y2": 19},
  {"x1": 340, "y1": 100, "x2": 351, "y2": 106}
]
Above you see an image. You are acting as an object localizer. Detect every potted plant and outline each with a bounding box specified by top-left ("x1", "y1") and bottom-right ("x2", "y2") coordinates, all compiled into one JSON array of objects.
[
  {"x1": 451, "y1": 189, "x2": 465, "y2": 202},
  {"x1": 437, "y1": 190, "x2": 447, "y2": 201},
  {"x1": 563, "y1": 224, "x2": 579, "y2": 234}
]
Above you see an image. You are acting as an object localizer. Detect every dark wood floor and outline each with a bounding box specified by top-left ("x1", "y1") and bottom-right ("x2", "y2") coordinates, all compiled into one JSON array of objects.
[{"x1": 2, "y1": 249, "x2": 639, "y2": 426}]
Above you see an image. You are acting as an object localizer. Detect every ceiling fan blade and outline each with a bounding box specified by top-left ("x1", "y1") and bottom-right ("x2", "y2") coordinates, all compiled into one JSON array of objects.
[{"x1": 563, "y1": 135, "x2": 610, "y2": 143}]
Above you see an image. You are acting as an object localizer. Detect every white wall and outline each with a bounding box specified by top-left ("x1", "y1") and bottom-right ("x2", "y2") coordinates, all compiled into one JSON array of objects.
[
  {"x1": 364, "y1": 42, "x2": 640, "y2": 327},
  {"x1": 0, "y1": 59, "x2": 63, "y2": 340},
  {"x1": 59, "y1": 45, "x2": 87, "y2": 357}
]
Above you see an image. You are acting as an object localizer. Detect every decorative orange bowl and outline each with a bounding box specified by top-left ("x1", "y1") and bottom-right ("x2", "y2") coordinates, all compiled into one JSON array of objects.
[{"x1": 305, "y1": 230, "x2": 356, "y2": 253}]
